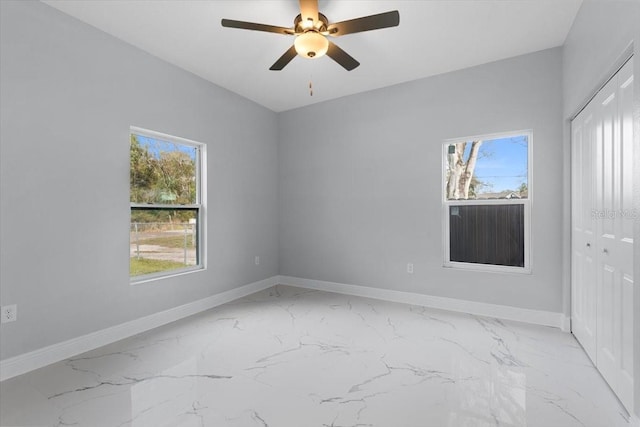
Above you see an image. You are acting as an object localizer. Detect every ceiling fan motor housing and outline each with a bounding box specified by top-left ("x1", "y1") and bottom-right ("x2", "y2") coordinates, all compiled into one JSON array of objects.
[{"x1": 294, "y1": 13, "x2": 328, "y2": 33}]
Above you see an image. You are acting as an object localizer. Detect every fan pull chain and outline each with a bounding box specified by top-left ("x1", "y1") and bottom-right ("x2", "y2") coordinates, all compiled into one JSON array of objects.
[{"x1": 309, "y1": 80, "x2": 313, "y2": 96}]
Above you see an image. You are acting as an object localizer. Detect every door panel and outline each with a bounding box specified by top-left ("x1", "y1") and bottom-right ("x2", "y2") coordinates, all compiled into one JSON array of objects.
[
  {"x1": 620, "y1": 272, "x2": 635, "y2": 409},
  {"x1": 614, "y1": 59, "x2": 634, "y2": 412},
  {"x1": 571, "y1": 107, "x2": 597, "y2": 361},
  {"x1": 595, "y1": 78, "x2": 617, "y2": 247},
  {"x1": 571, "y1": 57, "x2": 634, "y2": 414},
  {"x1": 597, "y1": 264, "x2": 617, "y2": 382}
]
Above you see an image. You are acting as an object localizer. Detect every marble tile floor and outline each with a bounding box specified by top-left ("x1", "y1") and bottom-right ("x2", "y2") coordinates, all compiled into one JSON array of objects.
[{"x1": 0, "y1": 285, "x2": 632, "y2": 427}]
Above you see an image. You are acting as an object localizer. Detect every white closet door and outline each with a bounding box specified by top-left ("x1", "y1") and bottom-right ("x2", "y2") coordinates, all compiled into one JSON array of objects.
[
  {"x1": 571, "y1": 104, "x2": 597, "y2": 362},
  {"x1": 614, "y1": 58, "x2": 634, "y2": 412},
  {"x1": 594, "y1": 68, "x2": 620, "y2": 391},
  {"x1": 594, "y1": 58, "x2": 634, "y2": 412},
  {"x1": 571, "y1": 57, "x2": 634, "y2": 413}
]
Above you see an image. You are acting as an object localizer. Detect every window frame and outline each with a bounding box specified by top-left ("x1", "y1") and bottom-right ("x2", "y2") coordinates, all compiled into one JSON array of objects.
[
  {"x1": 441, "y1": 130, "x2": 532, "y2": 274},
  {"x1": 129, "y1": 126, "x2": 206, "y2": 284}
]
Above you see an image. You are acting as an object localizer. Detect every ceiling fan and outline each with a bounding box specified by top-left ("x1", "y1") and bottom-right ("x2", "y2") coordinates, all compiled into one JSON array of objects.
[{"x1": 221, "y1": 0, "x2": 400, "y2": 71}]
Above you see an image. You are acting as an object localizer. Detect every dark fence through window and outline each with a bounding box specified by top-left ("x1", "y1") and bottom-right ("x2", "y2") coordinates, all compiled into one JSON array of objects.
[{"x1": 449, "y1": 204, "x2": 525, "y2": 267}]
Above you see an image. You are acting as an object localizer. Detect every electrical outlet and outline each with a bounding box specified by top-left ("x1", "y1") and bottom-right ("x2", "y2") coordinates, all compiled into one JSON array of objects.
[
  {"x1": 254, "y1": 256, "x2": 260, "y2": 265},
  {"x1": 407, "y1": 263, "x2": 414, "y2": 274},
  {"x1": 1, "y1": 304, "x2": 17, "y2": 323}
]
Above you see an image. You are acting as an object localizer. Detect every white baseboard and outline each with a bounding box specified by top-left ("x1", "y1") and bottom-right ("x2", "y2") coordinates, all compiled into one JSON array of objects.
[
  {"x1": 278, "y1": 275, "x2": 565, "y2": 329},
  {"x1": 560, "y1": 315, "x2": 571, "y2": 333},
  {"x1": 0, "y1": 276, "x2": 278, "y2": 382}
]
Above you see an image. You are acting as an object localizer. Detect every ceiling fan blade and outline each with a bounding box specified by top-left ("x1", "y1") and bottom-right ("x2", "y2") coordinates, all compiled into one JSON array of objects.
[
  {"x1": 299, "y1": 0, "x2": 319, "y2": 23},
  {"x1": 269, "y1": 45, "x2": 298, "y2": 70},
  {"x1": 327, "y1": 10, "x2": 399, "y2": 36},
  {"x1": 326, "y1": 42, "x2": 359, "y2": 71},
  {"x1": 221, "y1": 19, "x2": 293, "y2": 35}
]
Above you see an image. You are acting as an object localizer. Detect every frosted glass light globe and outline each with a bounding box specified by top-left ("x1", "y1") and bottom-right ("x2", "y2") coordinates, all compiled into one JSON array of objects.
[{"x1": 294, "y1": 31, "x2": 329, "y2": 59}]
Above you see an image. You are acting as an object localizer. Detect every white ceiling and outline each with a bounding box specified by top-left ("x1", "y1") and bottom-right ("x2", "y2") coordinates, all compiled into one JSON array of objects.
[{"x1": 42, "y1": 0, "x2": 582, "y2": 112}]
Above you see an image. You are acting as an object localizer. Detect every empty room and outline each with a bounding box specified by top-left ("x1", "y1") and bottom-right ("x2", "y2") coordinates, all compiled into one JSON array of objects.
[{"x1": 0, "y1": 1, "x2": 639, "y2": 426}]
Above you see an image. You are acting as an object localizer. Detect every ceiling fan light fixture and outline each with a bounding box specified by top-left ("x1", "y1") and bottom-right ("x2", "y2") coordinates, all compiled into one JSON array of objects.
[{"x1": 294, "y1": 31, "x2": 328, "y2": 59}]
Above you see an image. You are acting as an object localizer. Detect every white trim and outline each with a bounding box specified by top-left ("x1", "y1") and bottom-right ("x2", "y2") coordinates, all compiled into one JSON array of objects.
[
  {"x1": 444, "y1": 258, "x2": 531, "y2": 275},
  {"x1": 129, "y1": 264, "x2": 204, "y2": 285},
  {"x1": 0, "y1": 276, "x2": 278, "y2": 382},
  {"x1": 130, "y1": 203, "x2": 201, "y2": 209},
  {"x1": 278, "y1": 275, "x2": 565, "y2": 329},
  {"x1": 560, "y1": 315, "x2": 571, "y2": 333},
  {"x1": 130, "y1": 126, "x2": 204, "y2": 149},
  {"x1": 444, "y1": 199, "x2": 529, "y2": 206}
]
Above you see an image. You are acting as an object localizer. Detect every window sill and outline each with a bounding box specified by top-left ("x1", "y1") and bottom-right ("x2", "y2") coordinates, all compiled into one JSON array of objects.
[
  {"x1": 443, "y1": 262, "x2": 531, "y2": 275},
  {"x1": 130, "y1": 265, "x2": 205, "y2": 285}
]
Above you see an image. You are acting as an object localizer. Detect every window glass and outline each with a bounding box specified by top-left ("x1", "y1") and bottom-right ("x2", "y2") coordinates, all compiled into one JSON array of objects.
[
  {"x1": 449, "y1": 204, "x2": 524, "y2": 267},
  {"x1": 130, "y1": 130, "x2": 203, "y2": 280},
  {"x1": 130, "y1": 135, "x2": 197, "y2": 205},
  {"x1": 445, "y1": 135, "x2": 528, "y2": 200}
]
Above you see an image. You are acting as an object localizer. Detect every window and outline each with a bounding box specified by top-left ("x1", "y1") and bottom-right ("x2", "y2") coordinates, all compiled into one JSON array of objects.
[
  {"x1": 443, "y1": 131, "x2": 531, "y2": 273},
  {"x1": 130, "y1": 127, "x2": 205, "y2": 281}
]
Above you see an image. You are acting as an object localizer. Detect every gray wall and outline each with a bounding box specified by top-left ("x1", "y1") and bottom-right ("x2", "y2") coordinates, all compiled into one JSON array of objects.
[
  {"x1": 278, "y1": 48, "x2": 564, "y2": 312},
  {"x1": 563, "y1": 0, "x2": 639, "y2": 117},
  {"x1": 0, "y1": 1, "x2": 279, "y2": 360},
  {"x1": 561, "y1": 0, "x2": 640, "y2": 417}
]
